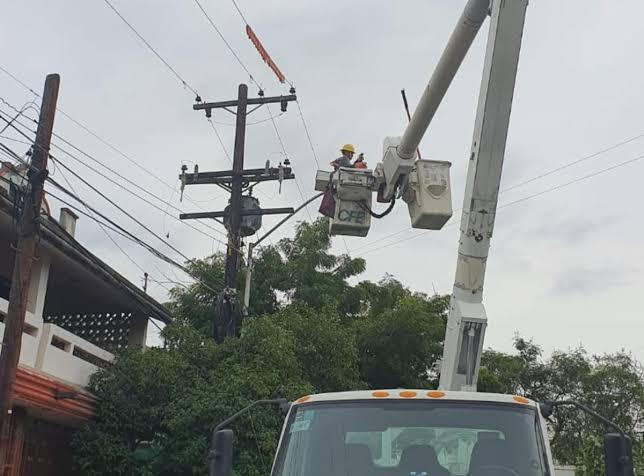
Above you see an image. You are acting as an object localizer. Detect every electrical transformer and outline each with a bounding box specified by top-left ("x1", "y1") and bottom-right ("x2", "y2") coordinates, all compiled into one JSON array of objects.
[{"x1": 224, "y1": 195, "x2": 262, "y2": 237}]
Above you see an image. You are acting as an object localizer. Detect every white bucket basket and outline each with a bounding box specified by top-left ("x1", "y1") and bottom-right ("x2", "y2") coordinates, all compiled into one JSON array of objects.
[{"x1": 403, "y1": 159, "x2": 452, "y2": 230}]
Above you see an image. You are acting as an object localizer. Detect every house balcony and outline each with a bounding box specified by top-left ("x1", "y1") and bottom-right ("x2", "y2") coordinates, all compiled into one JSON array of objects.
[{"x1": 0, "y1": 298, "x2": 114, "y2": 387}]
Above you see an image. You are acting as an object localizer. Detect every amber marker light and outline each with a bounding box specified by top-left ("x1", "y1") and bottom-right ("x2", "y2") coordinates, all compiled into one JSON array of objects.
[
  {"x1": 399, "y1": 391, "x2": 417, "y2": 398},
  {"x1": 372, "y1": 391, "x2": 390, "y2": 398}
]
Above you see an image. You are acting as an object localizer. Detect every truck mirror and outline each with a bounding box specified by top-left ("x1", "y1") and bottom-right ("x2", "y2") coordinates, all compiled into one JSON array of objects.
[
  {"x1": 209, "y1": 429, "x2": 234, "y2": 476},
  {"x1": 604, "y1": 433, "x2": 634, "y2": 476},
  {"x1": 279, "y1": 400, "x2": 291, "y2": 414}
]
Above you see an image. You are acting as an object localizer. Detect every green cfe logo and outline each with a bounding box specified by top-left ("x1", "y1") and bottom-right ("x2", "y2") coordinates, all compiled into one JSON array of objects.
[{"x1": 337, "y1": 208, "x2": 366, "y2": 224}]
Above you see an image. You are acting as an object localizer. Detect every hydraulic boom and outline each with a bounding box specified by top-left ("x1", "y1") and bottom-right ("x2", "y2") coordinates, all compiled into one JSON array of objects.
[{"x1": 437, "y1": 0, "x2": 528, "y2": 391}]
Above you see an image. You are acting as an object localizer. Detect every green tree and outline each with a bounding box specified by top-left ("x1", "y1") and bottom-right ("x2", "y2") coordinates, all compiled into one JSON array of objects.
[
  {"x1": 357, "y1": 294, "x2": 448, "y2": 389},
  {"x1": 480, "y1": 338, "x2": 644, "y2": 472},
  {"x1": 74, "y1": 318, "x2": 313, "y2": 475},
  {"x1": 273, "y1": 218, "x2": 365, "y2": 316},
  {"x1": 73, "y1": 219, "x2": 452, "y2": 474},
  {"x1": 272, "y1": 303, "x2": 364, "y2": 393},
  {"x1": 166, "y1": 254, "x2": 226, "y2": 336}
]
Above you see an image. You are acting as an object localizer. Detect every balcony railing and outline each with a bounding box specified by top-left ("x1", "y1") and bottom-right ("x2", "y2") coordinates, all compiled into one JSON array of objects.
[{"x1": 0, "y1": 297, "x2": 114, "y2": 388}]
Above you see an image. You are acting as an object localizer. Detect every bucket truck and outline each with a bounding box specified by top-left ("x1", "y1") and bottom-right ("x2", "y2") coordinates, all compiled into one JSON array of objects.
[{"x1": 207, "y1": 1, "x2": 635, "y2": 475}]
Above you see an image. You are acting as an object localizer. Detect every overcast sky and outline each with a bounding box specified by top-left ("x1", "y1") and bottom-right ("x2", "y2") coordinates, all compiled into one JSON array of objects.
[{"x1": 1, "y1": 0, "x2": 643, "y2": 360}]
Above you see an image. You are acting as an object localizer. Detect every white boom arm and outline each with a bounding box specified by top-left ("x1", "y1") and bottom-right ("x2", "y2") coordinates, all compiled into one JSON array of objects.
[
  {"x1": 438, "y1": 0, "x2": 528, "y2": 391},
  {"x1": 380, "y1": 0, "x2": 488, "y2": 201}
]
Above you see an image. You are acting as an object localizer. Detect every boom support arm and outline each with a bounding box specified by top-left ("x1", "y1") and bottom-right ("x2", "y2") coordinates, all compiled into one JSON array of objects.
[{"x1": 439, "y1": 0, "x2": 529, "y2": 391}]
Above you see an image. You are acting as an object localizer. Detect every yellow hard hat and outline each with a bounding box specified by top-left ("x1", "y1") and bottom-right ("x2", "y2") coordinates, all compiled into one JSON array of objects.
[{"x1": 340, "y1": 143, "x2": 355, "y2": 153}]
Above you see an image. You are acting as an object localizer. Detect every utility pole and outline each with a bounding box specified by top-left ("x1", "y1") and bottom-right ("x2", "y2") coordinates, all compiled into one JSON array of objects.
[
  {"x1": 0, "y1": 74, "x2": 59, "y2": 457},
  {"x1": 181, "y1": 83, "x2": 297, "y2": 342}
]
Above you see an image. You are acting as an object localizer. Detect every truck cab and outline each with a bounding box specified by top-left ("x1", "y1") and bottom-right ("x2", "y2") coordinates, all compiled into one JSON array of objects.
[{"x1": 271, "y1": 390, "x2": 554, "y2": 476}]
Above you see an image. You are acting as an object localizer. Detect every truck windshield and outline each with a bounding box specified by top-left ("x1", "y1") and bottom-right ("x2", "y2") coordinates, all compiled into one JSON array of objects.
[{"x1": 272, "y1": 400, "x2": 547, "y2": 476}]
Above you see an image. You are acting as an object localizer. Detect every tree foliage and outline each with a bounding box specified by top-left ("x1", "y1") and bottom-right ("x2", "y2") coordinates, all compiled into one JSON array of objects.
[
  {"x1": 73, "y1": 219, "x2": 448, "y2": 475},
  {"x1": 480, "y1": 337, "x2": 644, "y2": 473},
  {"x1": 74, "y1": 218, "x2": 644, "y2": 475}
]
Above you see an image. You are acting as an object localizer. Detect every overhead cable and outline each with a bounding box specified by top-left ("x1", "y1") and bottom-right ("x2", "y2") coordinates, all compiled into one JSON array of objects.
[
  {"x1": 0, "y1": 110, "x2": 245, "y2": 254},
  {"x1": 356, "y1": 151, "x2": 644, "y2": 258},
  {"x1": 101, "y1": 0, "x2": 200, "y2": 98},
  {"x1": 0, "y1": 112, "x2": 235, "y2": 257},
  {"x1": 0, "y1": 65, "x2": 227, "y2": 217}
]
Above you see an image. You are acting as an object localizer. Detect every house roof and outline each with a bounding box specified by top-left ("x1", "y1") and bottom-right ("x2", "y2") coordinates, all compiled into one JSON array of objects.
[{"x1": 0, "y1": 191, "x2": 172, "y2": 324}]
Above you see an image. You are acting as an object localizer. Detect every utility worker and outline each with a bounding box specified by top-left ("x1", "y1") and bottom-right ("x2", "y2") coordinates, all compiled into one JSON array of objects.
[
  {"x1": 330, "y1": 144, "x2": 355, "y2": 170},
  {"x1": 353, "y1": 153, "x2": 367, "y2": 169}
]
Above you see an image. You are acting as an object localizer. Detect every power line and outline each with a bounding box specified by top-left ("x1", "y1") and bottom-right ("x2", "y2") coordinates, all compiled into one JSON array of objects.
[
  {"x1": 0, "y1": 132, "x2": 224, "y2": 299},
  {"x1": 195, "y1": 0, "x2": 319, "y2": 217},
  {"x1": 48, "y1": 183, "x2": 216, "y2": 302},
  {"x1": 55, "y1": 160, "x2": 173, "y2": 294},
  {"x1": 0, "y1": 111, "x2": 230, "y2": 260},
  {"x1": 222, "y1": 0, "x2": 321, "y2": 176},
  {"x1": 355, "y1": 150, "x2": 644, "y2": 258},
  {"x1": 0, "y1": 66, "x2": 39, "y2": 97},
  {"x1": 0, "y1": 104, "x2": 228, "y2": 231},
  {"x1": 192, "y1": 0, "x2": 262, "y2": 90},
  {"x1": 45, "y1": 176, "x2": 219, "y2": 293},
  {"x1": 49, "y1": 185, "x2": 214, "y2": 296},
  {"x1": 350, "y1": 131, "x2": 644, "y2": 255},
  {"x1": 208, "y1": 118, "x2": 233, "y2": 165},
  {"x1": 147, "y1": 317, "x2": 165, "y2": 334},
  {"x1": 265, "y1": 105, "x2": 313, "y2": 221},
  {"x1": 100, "y1": 0, "x2": 200, "y2": 97},
  {"x1": 48, "y1": 165, "x2": 192, "y2": 260},
  {"x1": 207, "y1": 110, "x2": 284, "y2": 127},
  {"x1": 48, "y1": 138, "x2": 229, "y2": 240},
  {"x1": 295, "y1": 99, "x2": 321, "y2": 169},
  {"x1": 222, "y1": 0, "x2": 323, "y2": 227},
  {"x1": 500, "y1": 132, "x2": 644, "y2": 194},
  {"x1": 0, "y1": 171, "x2": 172, "y2": 334},
  {"x1": 0, "y1": 169, "x2": 173, "y2": 271},
  {"x1": 229, "y1": 0, "x2": 250, "y2": 25},
  {"x1": 497, "y1": 152, "x2": 644, "y2": 210},
  {"x1": 0, "y1": 110, "x2": 244, "y2": 255},
  {"x1": 0, "y1": 65, "x2": 228, "y2": 218},
  {"x1": 91, "y1": 4, "x2": 248, "y2": 231}
]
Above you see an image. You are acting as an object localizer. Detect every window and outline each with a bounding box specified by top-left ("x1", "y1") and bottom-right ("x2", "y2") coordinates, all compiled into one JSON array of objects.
[{"x1": 272, "y1": 401, "x2": 547, "y2": 476}]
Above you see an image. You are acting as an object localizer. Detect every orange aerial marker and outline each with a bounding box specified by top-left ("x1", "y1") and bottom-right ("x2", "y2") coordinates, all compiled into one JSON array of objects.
[{"x1": 246, "y1": 25, "x2": 286, "y2": 83}]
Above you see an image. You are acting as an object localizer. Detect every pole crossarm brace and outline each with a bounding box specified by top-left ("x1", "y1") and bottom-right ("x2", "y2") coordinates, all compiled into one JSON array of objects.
[{"x1": 180, "y1": 207, "x2": 295, "y2": 220}]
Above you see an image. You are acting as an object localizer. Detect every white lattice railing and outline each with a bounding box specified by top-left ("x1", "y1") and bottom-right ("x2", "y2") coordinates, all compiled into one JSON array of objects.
[{"x1": 0, "y1": 297, "x2": 114, "y2": 387}]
